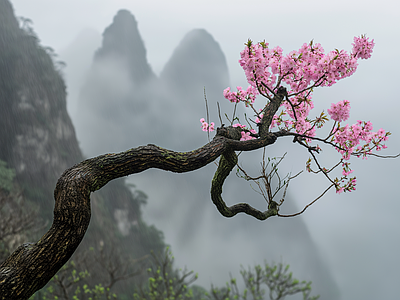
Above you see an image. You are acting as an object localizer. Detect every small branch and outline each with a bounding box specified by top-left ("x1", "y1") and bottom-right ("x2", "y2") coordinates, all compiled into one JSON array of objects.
[
  {"x1": 308, "y1": 150, "x2": 336, "y2": 186},
  {"x1": 284, "y1": 95, "x2": 298, "y2": 122},
  {"x1": 204, "y1": 87, "x2": 210, "y2": 141},
  {"x1": 286, "y1": 74, "x2": 326, "y2": 98},
  {"x1": 278, "y1": 130, "x2": 348, "y2": 153},
  {"x1": 260, "y1": 81, "x2": 276, "y2": 98},
  {"x1": 217, "y1": 102, "x2": 223, "y2": 126},
  {"x1": 281, "y1": 130, "x2": 400, "y2": 160},
  {"x1": 308, "y1": 159, "x2": 342, "y2": 175},
  {"x1": 364, "y1": 153, "x2": 400, "y2": 158},
  {"x1": 275, "y1": 71, "x2": 291, "y2": 90},
  {"x1": 278, "y1": 184, "x2": 335, "y2": 217},
  {"x1": 231, "y1": 101, "x2": 238, "y2": 125},
  {"x1": 254, "y1": 77, "x2": 272, "y2": 100}
]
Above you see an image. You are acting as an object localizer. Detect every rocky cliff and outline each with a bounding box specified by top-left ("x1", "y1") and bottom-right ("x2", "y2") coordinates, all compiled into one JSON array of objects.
[
  {"x1": 0, "y1": 0, "x2": 82, "y2": 220},
  {"x1": 0, "y1": 0, "x2": 164, "y2": 270}
]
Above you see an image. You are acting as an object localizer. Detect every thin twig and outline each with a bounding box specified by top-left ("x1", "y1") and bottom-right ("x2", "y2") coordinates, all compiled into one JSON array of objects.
[
  {"x1": 365, "y1": 153, "x2": 400, "y2": 158},
  {"x1": 217, "y1": 101, "x2": 223, "y2": 126},
  {"x1": 308, "y1": 149, "x2": 336, "y2": 185},
  {"x1": 204, "y1": 87, "x2": 210, "y2": 141},
  {"x1": 278, "y1": 184, "x2": 335, "y2": 217},
  {"x1": 232, "y1": 102, "x2": 238, "y2": 125}
]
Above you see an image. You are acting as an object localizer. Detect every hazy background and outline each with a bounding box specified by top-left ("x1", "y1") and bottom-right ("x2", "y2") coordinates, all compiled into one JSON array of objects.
[{"x1": 10, "y1": 1, "x2": 400, "y2": 299}]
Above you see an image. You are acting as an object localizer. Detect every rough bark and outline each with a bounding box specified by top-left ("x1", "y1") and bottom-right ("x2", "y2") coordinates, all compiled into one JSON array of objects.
[{"x1": 0, "y1": 89, "x2": 286, "y2": 299}]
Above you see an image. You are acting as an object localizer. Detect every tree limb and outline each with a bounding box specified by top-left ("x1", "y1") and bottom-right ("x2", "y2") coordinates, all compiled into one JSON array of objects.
[{"x1": 0, "y1": 89, "x2": 288, "y2": 299}]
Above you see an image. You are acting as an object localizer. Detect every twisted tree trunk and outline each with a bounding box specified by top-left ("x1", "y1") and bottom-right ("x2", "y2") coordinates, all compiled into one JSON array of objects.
[{"x1": 0, "y1": 88, "x2": 287, "y2": 299}]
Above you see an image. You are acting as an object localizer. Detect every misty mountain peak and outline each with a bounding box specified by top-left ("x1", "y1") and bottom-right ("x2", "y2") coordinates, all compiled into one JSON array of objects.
[
  {"x1": 94, "y1": 9, "x2": 155, "y2": 83},
  {"x1": 160, "y1": 28, "x2": 229, "y2": 96},
  {"x1": 0, "y1": 0, "x2": 19, "y2": 33}
]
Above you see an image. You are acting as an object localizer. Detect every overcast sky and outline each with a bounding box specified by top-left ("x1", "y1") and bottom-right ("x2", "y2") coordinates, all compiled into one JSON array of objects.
[{"x1": 10, "y1": 0, "x2": 400, "y2": 299}]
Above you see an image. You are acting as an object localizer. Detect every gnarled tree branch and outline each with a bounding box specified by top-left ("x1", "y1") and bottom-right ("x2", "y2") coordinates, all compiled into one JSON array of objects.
[
  {"x1": 0, "y1": 89, "x2": 287, "y2": 299},
  {"x1": 211, "y1": 149, "x2": 279, "y2": 220}
]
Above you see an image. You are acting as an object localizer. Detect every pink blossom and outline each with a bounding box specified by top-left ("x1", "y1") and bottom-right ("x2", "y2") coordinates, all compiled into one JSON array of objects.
[
  {"x1": 200, "y1": 118, "x2": 215, "y2": 132},
  {"x1": 229, "y1": 35, "x2": 374, "y2": 105},
  {"x1": 240, "y1": 131, "x2": 254, "y2": 141},
  {"x1": 283, "y1": 92, "x2": 314, "y2": 121},
  {"x1": 255, "y1": 113, "x2": 264, "y2": 124},
  {"x1": 232, "y1": 124, "x2": 257, "y2": 140},
  {"x1": 352, "y1": 35, "x2": 375, "y2": 59},
  {"x1": 295, "y1": 118, "x2": 313, "y2": 135},
  {"x1": 336, "y1": 187, "x2": 344, "y2": 194},
  {"x1": 327, "y1": 100, "x2": 350, "y2": 122},
  {"x1": 223, "y1": 85, "x2": 259, "y2": 107},
  {"x1": 332, "y1": 119, "x2": 389, "y2": 161}
]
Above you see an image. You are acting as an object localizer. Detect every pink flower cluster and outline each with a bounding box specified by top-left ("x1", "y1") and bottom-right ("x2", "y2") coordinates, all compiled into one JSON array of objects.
[
  {"x1": 336, "y1": 177, "x2": 357, "y2": 194},
  {"x1": 333, "y1": 120, "x2": 389, "y2": 160},
  {"x1": 328, "y1": 117, "x2": 388, "y2": 193},
  {"x1": 221, "y1": 35, "x2": 375, "y2": 140},
  {"x1": 268, "y1": 114, "x2": 293, "y2": 130},
  {"x1": 199, "y1": 36, "x2": 388, "y2": 194},
  {"x1": 223, "y1": 86, "x2": 258, "y2": 107},
  {"x1": 200, "y1": 118, "x2": 214, "y2": 132},
  {"x1": 233, "y1": 123, "x2": 257, "y2": 141},
  {"x1": 230, "y1": 36, "x2": 372, "y2": 99},
  {"x1": 341, "y1": 162, "x2": 354, "y2": 177},
  {"x1": 295, "y1": 119, "x2": 316, "y2": 138},
  {"x1": 352, "y1": 35, "x2": 375, "y2": 59},
  {"x1": 283, "y1": 92, "x2": 315, "y2": 120},
  {"x1": 327, "y1": 100, "x2": 350, "y2": 123}
]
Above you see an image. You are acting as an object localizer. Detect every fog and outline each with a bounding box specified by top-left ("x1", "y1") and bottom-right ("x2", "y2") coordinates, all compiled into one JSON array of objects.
[{"x1": 10, "y1": 1, "x2": 400, "y2": 299}]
